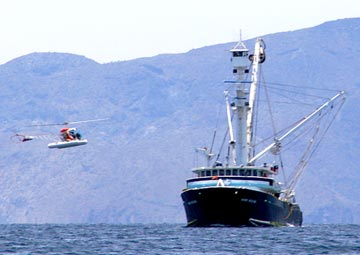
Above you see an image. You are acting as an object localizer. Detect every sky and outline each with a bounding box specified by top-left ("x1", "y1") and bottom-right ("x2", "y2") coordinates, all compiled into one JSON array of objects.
[{"x1": 0, "y1": 0, "x2": 359, "y2": 64}]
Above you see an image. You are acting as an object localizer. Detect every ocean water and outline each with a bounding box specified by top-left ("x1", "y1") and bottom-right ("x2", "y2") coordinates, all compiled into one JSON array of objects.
[{"x1": 0, "y1": 224, "x2": 358, "y2": 254}]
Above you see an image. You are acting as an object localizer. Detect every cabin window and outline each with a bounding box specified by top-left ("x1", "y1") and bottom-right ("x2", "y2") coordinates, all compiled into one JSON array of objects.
[
  {"x1": 259, "y1": 171, "x2": 267, "y2": 177},
  {"x1": 232, "y1": 51, "x2": 248, "y2": 57},
  {"x1": 253, "y1": 170, "x2": 258, "y2": 176},
  {"x1": 233, "y1": 169, "x2": 238, "y2": 176},
  {"x1": 213, "y1": 170, "x2": 218, "y2": 176},
  {"x1": 201, "y1": 171, "x2": 205, "y2": 177},
  {"x1": 206, "y1": 170, "x2": 211, "y2": 176},
  {"x1": 219, "y1": 169, "x2": 224, "y2": 176},
  {"x1": 239, "y1": 169, "x2": 245, "y2": 176},
  {"x1": 226, "y1": 169, "x2": 231, "y2": 175},
  {"x1": 244, "y1": 170, "x2": 252, "y2": 176}
]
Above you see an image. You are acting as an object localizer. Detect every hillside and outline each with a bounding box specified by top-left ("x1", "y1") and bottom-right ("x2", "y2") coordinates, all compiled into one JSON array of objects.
[{"x1": 0, "y1": 18, "x2": 359, "y2": 224}]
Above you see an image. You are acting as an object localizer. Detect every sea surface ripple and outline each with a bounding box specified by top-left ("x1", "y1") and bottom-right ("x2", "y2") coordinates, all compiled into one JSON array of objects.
[{"x1": 0, "y1": 224, "x2": 358, "y2": 254}]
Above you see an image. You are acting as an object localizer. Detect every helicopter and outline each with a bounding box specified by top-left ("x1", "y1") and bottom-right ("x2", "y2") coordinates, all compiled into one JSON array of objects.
[{"x1": 11, "y1": 118, "x2": 109, "y2": 149}]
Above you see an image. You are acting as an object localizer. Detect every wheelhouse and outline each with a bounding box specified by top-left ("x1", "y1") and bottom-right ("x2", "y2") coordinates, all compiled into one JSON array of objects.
[{"x1": 192, "y1": 165, "x2": 278, "y2": 178}]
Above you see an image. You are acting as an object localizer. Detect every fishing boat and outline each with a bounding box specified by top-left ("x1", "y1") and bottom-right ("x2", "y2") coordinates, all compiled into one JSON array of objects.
[{"x1": 181, "y1": 37, "x2": 345, "y2": 227}]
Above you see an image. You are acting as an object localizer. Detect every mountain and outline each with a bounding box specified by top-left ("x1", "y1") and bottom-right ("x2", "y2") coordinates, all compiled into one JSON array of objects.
[{"x1": 0, "y1": 18, "x2": 359, "y2": 224}]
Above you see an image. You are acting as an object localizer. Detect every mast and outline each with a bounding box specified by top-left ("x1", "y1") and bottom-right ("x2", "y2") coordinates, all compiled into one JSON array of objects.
[
  {"x1": 229, "y1": 37, "x2": 250, "y2": 165},
  {"x1": 246, "y1": 39, "x2": 266, "y2": 164},
  {"x1": 228, "y1": 37, "x2": 265, "y2": 166},
  {"x1": 224, "y1": 90, "x2": 236, "y2": 165}
]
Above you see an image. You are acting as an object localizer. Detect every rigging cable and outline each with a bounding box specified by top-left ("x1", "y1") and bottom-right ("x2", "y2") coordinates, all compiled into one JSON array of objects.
[
  {"x1": 263, "y1": 81, "x2": 341, "y2": 93},
  {"x1": 280, "y1": 96, "x2": 344, "y2": 153},
  {"x1": 262, "y1": 77, "x2": 278, "y2": 136},
  {"x1": 285, "y1": 123, "x2": 320, "y2": 197},
  {"x1": 285, "y1": 96, "x2": 346, "y2": 193},
  {"x1": 215, "y1": 109, "x2": 236, "y2": 166},
  {"x1": 261, "y1": 70, "x2": 288, "y2": 185},
  {"x1": 209, "y1": 105, "x2": 222, "y2": 157}
]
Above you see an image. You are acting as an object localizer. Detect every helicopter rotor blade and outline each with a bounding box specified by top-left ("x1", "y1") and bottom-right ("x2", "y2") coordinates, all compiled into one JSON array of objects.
[
  {"x1": 24, "y1": 118, "x2": 110, "y2": 127},
  {"x1": 64, "y1": 118, "x2": 110, "y2": 125},
  {"x1": 24, "y1": 123, "x2": 64, "y2": 127}
]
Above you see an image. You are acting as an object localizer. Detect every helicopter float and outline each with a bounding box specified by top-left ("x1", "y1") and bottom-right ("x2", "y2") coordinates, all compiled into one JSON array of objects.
[{"x1": 11, "y1": 118, "x2": 109, "y2": 149}]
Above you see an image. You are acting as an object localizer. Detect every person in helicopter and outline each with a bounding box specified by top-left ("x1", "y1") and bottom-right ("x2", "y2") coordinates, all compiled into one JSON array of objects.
[
  {"x1": 60, "y1": 127, "x2": 82, "y2": 141},
  {"x1": 60, "y1": 128, "x2": 74, "y2": 141}
]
